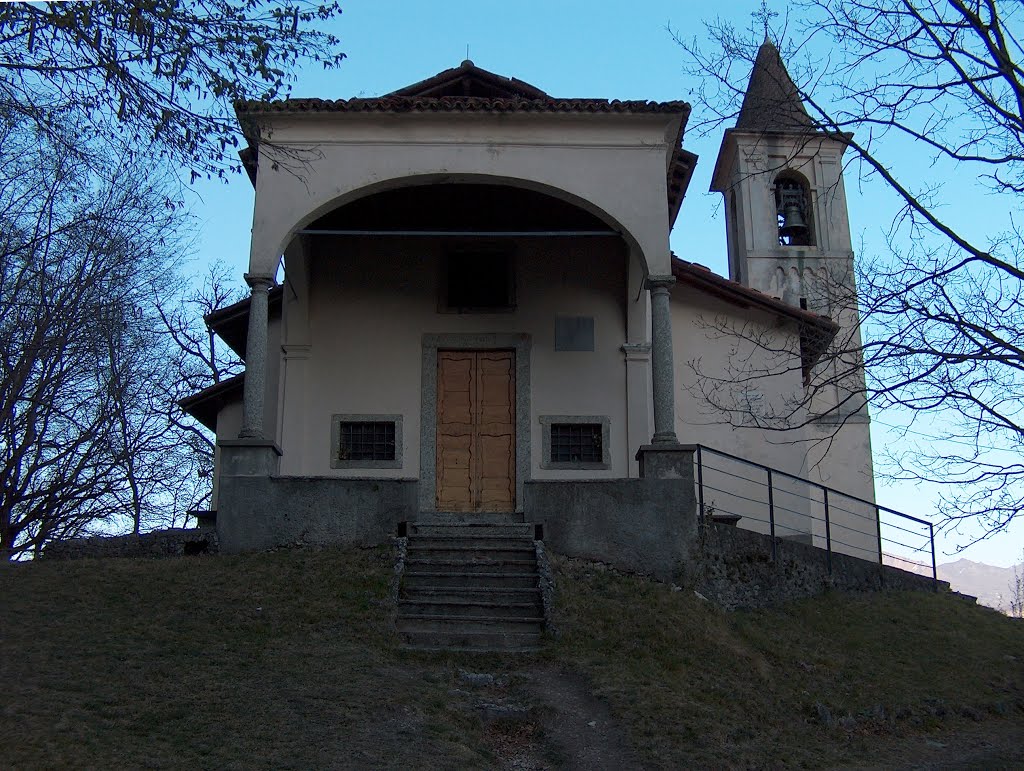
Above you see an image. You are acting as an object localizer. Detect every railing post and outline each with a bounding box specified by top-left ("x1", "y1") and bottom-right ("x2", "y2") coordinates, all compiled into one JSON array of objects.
[
  {"x1": 823, "y1": 488, "x2": 832, "y2": 575},
  {"x1": 696, "y1": 445, "x2": 705, "y2": 524},
  {"x1": 929, "y1": 522, "x2": 937, "y2": 591},
  {"x1": 766, "y1": 468, "x2": 776, "y2": 561},
  {"x1": 876, "y1": 505, "x2": 884, "y2": 566}
]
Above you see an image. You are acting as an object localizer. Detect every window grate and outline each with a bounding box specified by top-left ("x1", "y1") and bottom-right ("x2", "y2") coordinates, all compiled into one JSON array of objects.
[
  {"x1": 338, "y1": 421, "x2": 396, "y2": 461},
  {"x1": 550, "y1": 423, "x2": 602, "y2": 464}
]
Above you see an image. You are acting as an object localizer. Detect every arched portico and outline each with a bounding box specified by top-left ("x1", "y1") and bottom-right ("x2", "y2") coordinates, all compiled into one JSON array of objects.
[{"x1": 239, "y1": 170, "x2": 678, "y2": 453}]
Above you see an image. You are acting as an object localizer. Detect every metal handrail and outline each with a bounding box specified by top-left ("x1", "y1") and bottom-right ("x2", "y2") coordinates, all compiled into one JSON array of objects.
[{"x1": 685, "y1": 443, "x2": 938, "y2": 585}]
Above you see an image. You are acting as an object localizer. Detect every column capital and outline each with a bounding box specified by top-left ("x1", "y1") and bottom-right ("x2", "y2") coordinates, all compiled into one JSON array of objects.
[
  {"x1": 645, "y1": 274, "x2": 676, "y2": 292},
  {"x1": 621, "y1": 342, "x2": 652, "y2": 361},
  {"x1": 244, "y1": 272, "x2": 276, "y2": 292},
  {"x1": 281, "y1": 344, "x2": 312, "y2": 360}
]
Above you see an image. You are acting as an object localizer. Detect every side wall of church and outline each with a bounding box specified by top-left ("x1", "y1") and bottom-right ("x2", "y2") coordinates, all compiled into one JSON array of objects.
[{"x1": 671, "y1": 285, "x2": 878, "y2": 558}]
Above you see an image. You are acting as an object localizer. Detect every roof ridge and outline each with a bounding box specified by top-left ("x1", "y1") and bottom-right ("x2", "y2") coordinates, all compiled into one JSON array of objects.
[{"x1": 387, "y1": 59, "x2": 551, "y2": 100}]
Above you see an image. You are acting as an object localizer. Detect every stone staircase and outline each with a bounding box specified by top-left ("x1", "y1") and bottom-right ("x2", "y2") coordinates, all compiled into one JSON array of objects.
[{"x1": 397, "y1": 512, "x2": 545, "y2": 652}]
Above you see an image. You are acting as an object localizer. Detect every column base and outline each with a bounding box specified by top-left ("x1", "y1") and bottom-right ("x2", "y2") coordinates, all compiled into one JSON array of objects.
[
  {"x1": 218, "y1": 438, "x2": 282, "y2": 477},
  {"x1": 636, "y1": 443, "x2": 695, "y2": 480},
  {"x1": 651, "y1": 431, "x2": 679, "y2": 444}
]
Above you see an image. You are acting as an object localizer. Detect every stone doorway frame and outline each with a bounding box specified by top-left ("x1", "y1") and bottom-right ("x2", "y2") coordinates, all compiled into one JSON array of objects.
[{"x1": 419, "y1": 333, "x2": 531, "y2": 512}]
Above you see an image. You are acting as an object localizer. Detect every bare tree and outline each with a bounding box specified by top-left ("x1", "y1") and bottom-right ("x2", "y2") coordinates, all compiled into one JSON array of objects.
[
  {"x1": 1010, "y1": 551, "x2": 1024, "y2": 618},
  {"x1": 0, "y1": 0, "x2": 345, "y2": 181},
  {"x1": 674, "y1": 1, "x2": 1024, "y2": 545},
  {"x1": 0, "y1": 1, "x2": 346, "y2": 555},
  {"x1": 0, "y1": 113, "x2": 185, "y2": 558},
  {"x1": 156, "y1": 262, "x2": 246, "y2": 510}
]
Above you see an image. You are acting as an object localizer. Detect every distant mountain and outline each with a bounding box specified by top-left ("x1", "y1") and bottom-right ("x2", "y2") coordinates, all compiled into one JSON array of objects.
[
  {"x1": 883, "y1": 555, "x2": 1022, "y2": 613},
  {"x1": 937, "y1": 558, "x2": 1022, "y2": 613}
]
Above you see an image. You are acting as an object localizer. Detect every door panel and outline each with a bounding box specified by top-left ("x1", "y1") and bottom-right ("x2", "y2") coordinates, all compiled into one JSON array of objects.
[{"x1": 436, "y1": 351, "x2": 515, "y2": 512}]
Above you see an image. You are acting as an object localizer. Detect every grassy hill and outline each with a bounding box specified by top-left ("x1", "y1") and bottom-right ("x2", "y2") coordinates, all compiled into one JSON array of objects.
[{"x1": 1, "y1": 546, "x2": 1021, "y2": 768}]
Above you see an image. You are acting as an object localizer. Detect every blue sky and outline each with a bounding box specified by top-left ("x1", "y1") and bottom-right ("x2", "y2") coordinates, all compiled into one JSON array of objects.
[{"x1": 186, "y1": 0, "x2": 1020, "y2": 568}]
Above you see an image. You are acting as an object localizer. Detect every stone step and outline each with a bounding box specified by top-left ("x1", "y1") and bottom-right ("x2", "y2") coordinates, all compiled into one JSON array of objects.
[
  {"x1": 401, "y1": 629, "x2": 542, "y2": 653},
  {"x1": 409, "y1": 523, "x2": 534, "y2": 538},
  {"x1": 397, "y1": 614, "x2": 544, "y2": 634},
  {"x1": 415, "y1": 511, "x2": 526, "y2": 526},
  {"x1": 403, "y1": 571, "x2": 538, "y2": 589},
  {"x1": 408, "y1": 535, "x2": 535, "y2": 551},
  {"x1": 406, "y1": 545, "x2": 536, "y2": 562},
  {"x1": 399, "y1": 598, "x2": 542, "y2": 619},
  {"x1": 400, "y1": 586, "x2": 542, "y2": 603},
  {"x1": 405, "y1": 558, "x2": 536, "y2": 575}
]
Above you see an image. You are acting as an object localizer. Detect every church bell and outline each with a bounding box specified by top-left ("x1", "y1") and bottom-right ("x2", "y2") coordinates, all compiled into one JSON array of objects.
[
  {"x1": 779, "y1": 201, "x2": 808, "y2": 239},
  {"x1": 777, "y1": 182, "x2": 809, "y2": 240}
]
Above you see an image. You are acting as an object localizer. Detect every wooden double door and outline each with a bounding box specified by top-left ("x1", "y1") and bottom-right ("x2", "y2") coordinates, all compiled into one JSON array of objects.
[{"x1": 436, "y1": 351, "x2": 515, "y2": 512}]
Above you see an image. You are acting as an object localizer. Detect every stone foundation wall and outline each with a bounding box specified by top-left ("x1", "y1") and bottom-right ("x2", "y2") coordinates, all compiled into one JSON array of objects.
[
  {"x1": 43, "y1": 528, "x2": 218, "y2": 560},
  {"x1": 216, "y1": 474, "x2": 418, "y2": 553},
  {"x1": 525, "y1": 478, "x2": 697, "y2": 582},
  {"x1": 692, "y1": 522, "x2": 947, "y2": 610}
]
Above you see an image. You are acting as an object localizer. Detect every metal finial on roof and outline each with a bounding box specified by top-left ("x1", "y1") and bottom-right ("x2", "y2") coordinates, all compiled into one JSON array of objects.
[{"x1": 753, "y1": 1, "x2": 779, "y2": 40}]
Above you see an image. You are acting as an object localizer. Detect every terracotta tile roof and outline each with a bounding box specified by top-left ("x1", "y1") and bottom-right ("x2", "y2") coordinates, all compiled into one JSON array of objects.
[
  {"x1": 204, "y1": 285, "x2": 283, "y2": 360},
  {"x1": 237, "y1": 60, "x2": 689, "y2": 117},
  {"x1": 236, "y1": 94, "x2": 691, "y2": 116},
  {"x1": 736, "y1": 39, "x2": 815, "y2": 132},
  {"x1": 387, "y1": 59, "x2": 550, "y2": 100}
]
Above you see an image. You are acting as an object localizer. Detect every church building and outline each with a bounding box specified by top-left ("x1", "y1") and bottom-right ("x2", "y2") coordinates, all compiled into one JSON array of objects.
[{"x1": 181, "y1": 43, "x2": 878, "y2": 575}]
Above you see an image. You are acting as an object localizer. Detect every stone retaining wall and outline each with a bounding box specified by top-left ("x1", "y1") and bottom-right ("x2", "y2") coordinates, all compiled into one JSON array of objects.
[
  {"x1": 216, "y1": 474, "x2": 418, "y2": 553},
  {"x1": 692, "y1": 522, "x2": 947, "y2": 610},
  {"x1": 43, "y1": 528, "x2": 219, "y2": 560},
  {"x1": 525, "y1": 478, "x2": 697, "y2": 581}
]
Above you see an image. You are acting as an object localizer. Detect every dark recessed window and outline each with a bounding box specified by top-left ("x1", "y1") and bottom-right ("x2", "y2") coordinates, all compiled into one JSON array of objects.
[
  {"x1": 444, "y1": 251, "x2": 514, "y2": 311},
  {"x1": 550, "y1": 423, "x2": 603, "y2": 464},
  {"x1": 338, "y1": 421, "x2": 395, "y2": 462}
]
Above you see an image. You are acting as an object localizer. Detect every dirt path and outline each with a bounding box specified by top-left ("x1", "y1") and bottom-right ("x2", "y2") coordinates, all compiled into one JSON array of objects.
[
  {"x1": 452, "y1": 662, "x2": 1022, "y2": 770},
  {"x1": 455, "y1": 664, "x2": 642, "y2": 770}
]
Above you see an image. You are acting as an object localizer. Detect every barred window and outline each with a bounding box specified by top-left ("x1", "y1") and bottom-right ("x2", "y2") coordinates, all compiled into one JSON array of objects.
[
  {"x1": 331, "y1": 414, "x2": 403, "y2": 469},
  {"x1": 338, "y1": 421, "x2": 394, "y2": 461},
  {"x1": 550, "y1": 423, "x2": 602, "y2": 464}
]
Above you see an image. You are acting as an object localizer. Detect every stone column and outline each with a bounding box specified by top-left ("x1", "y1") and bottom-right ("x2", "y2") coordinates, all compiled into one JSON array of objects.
[
  {"x1": 239, "y1": 272, "x2": 275, "y2": 439},
  {"x1": 647, "y1": 275, "x2": 678, "y2": 443}
]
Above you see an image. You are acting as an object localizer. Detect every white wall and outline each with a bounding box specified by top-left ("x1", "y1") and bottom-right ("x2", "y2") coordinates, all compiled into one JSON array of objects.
[
  {"x1": 671, "y1": 285, "x2": 877, "y2": 556},
  {"x1": 246, "y1": 112, "x2": 679, "y2": 279},
  {"x1": 278, "y1": 235, "x2": 632, "y2": 481}
]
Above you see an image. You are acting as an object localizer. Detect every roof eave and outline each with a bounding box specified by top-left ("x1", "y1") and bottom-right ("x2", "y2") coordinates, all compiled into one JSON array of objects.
[
  {"x1": 178, "y1": 372, "x2": 245, "y2": 432},
  {"x1": 204, "y1": 286, "x2": 283, "y2": 360},
  {"x1": 671, "y1": 257, "x2": 839, "y2": 345}
]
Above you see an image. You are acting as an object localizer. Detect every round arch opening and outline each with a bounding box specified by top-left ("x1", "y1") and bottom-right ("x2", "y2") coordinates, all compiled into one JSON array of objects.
[{"x1": 302, "y1": 181, "x2": 624, "y2": 237}]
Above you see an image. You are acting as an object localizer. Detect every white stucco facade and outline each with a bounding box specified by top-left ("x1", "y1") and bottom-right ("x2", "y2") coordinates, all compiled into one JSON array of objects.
[{"x1": 188, "y1": 61, "x2": 881, "y2": 563}]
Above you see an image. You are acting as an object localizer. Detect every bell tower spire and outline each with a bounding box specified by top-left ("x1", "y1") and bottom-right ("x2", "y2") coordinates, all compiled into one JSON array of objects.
[
  {"x1": 709, "y1": 40, "x2": 875, "y2": 502},
  {"x1": 710, "y1": 39, "x2": 854, "y2": 312}
]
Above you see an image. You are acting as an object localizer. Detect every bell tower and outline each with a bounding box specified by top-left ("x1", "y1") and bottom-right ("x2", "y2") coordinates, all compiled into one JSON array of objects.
[
  {"x1": 710, "y1": 38, "x2": 855, "y2": 314},
  {"x1": 709, "y1": 39, "x2": 875, "y2": 503}
]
